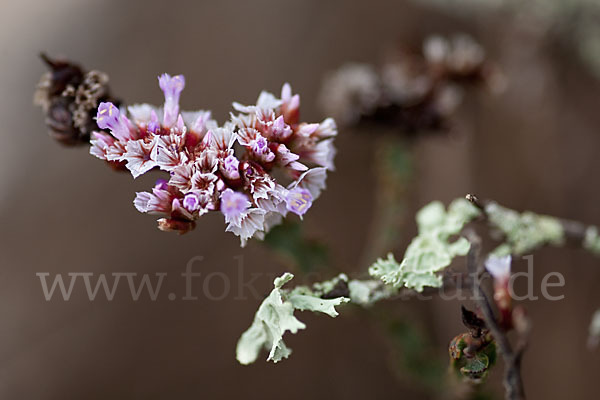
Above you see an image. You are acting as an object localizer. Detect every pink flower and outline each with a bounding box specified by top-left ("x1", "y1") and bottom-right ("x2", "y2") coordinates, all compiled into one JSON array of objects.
[
  {"x1": 122, "y1": 138, "x2": 157, "y2": 178},
  {"x1": 285, "y1": 188, "x2": 313, "y2": 216},
  {"x1": 220, "y1": 189, "x2": 251, "y2": 222},
  {"x1": 158, "y1": 74, "x2": 185, "y2": 127},
  {"x1": 485, "y1": 255, "x2": 511, "y2": 283},
  {"x1": 96, "y1": 102, "x2": 134, "y2": 141}
]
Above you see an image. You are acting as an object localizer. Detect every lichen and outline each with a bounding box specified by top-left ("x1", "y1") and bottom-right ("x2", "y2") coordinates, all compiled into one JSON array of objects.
[
  {"x1": 369, "y1": 198, "x2": 480, "y2": 292},
  {"x1": 236, "y1": 273, "x2": 348, "y2": 365},
  {"x1": 584, "y1": 226, "x2": 600, "y2": 256},
  {"x1": 485, "y1": 202, "x2": 565, "y2": 255}
]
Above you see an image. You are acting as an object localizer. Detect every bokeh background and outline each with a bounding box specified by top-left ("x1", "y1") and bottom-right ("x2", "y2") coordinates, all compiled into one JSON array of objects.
[{"x1": 1, "y1": 0, "x2": 600, "y2": 398}]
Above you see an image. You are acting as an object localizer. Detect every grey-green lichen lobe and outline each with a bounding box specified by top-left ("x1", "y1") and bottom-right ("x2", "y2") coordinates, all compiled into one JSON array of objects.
[
  {"x1": 369, "y1": 198, "x2": 480, "y2": 292},
  {"x1": 236, "y1": 273, "x2": 348, "y2": 365},
  {"x1": 584, "y1": 226, "x2": 600, "y2": 256},
  {"x1": 485, "y1": 202, "x2": 565, "y2": 256}
]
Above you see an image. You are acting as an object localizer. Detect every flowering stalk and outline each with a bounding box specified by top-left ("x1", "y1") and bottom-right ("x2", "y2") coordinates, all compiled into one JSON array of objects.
[{"x1": 88, "y1": 74, "x2": 336, "y2": 245}]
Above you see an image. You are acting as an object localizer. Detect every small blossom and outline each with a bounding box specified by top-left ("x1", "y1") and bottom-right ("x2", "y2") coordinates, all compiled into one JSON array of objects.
[
  {"x1": 123, "y1": 138, "x2": 157, "y2": 178},
  {"x1": 220, "y1": 189, "x2": 251, "y2": 221},
  {"x1": 485, "y1": 254, "x2": 512, "y2": 282},
  {"x1": 158, "y1": 73, "x2": 185, "y2": 127},
  {"x1": 222, "y1": 154, "x2": 241, "y2": 180},
  {"x1": 133, "y1": 191, "x2": 153, "y2": 213},
  {"x1": 250, "y1": 134, "x2": 275, "y2": 163},
  {"x1": 275, "y1": 144, "x2": 306, "y2": 171},
  {"x1": 90, "y1": 131, "x2": 114, "y2": 160},
  {"x1": 280, "y1": 83, "x2": 300, "y2": 124},
  {"x1": 286, "y1": 188, "x2": 313, "y2": 216},
  {"x1": 154, "y1": 179, "x2": 168, "y2": 191},
  {"x1": 191, "y1": 171, "x2": 218, "y2": 193},
  {"x1": 96, "y1": 102, "x2": 133, "y2": 141},
  {"x1": 290, "y1": 167, "x2": 327, "y2": 200},
  {"x1": 270, "y1": 115, "x2": 293, "y2": 140},
  {"x1": 183, "y1": 193, "x2": 200, "y2": 211},
  {"x1": 224, "y1": 208, "x2": 267, "y2": 247},
  {"x1": 148, "y1": 110, "x2": 160, "y2": 134},
  {"x1": 485, "y1": 254, "x2": 513, "y2": 327}
]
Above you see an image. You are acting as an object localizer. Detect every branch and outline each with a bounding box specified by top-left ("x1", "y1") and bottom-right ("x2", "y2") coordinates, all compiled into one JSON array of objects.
[
  {"x1": 466, "y1": 232, "x2": 526, "y2": 400},
  {"x1": 466, "y1": 193, "x2": 600, "y2": 254}
]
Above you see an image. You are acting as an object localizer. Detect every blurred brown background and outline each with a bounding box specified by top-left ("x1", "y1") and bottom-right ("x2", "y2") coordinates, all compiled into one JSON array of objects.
[{"x1": 1, "y1": 0, "x2": 600, "y2": 398}]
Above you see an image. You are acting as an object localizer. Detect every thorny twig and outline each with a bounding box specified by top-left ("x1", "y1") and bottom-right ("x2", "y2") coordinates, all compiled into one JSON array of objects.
[{"x1": 465, "y1": 232, "x2": 527, "y2": 400}]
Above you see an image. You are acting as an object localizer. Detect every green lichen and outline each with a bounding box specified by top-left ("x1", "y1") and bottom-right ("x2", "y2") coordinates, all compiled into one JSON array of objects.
[
  {"x1": 236, "y1": 273, "x2": 348, "y2": 365},
  {"x1": 589, "y1": 309, "x2": 600, "y2": 348},
  {"x1": 485, "y1": 202, "x2": 565, "y2": 255},
  {"x1": 584, "y1": 226, "x2": 600, "y2": 256},
  {"x1": 369, "y1": 199, "x2": 480, "y2": 292}
]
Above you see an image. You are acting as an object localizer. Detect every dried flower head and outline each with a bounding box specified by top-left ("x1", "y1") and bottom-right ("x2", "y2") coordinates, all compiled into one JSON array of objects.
[
  {"x1": 319, "y1": 34, "x2": 504, "y2": 135},
  {"x1": 90, "y1": 74, "x2": 336, "y2": 246},
  {"x1": 34, "y1": 54, "x2": 120, "y2": 146}
]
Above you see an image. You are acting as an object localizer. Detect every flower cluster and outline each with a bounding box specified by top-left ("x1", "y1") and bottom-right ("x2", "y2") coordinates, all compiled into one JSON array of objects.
[
  {"x1": 90, "y1": 74, "x2": 337, "y2": 245},
  {"x1": 319, "y1": 34, "x2": 504, "y2": 135}
]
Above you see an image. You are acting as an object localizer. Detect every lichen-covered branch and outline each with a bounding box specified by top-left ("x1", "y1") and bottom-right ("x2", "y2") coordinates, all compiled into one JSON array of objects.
[
  {"x1": 467, "y1": 194, "x2": 600, "y2": 257},
  {"x1": 237, "y1": 193, "x2": 600, "y2": 390}
]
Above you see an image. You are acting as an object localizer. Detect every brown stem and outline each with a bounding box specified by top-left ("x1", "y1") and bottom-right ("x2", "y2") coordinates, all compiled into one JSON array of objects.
[{"x1": 465, "y1": 232, "x2": 526, "y2": 400}]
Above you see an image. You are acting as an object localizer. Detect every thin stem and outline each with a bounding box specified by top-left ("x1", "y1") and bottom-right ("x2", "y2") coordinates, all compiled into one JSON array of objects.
[{"x1": 465, "y1": 232, "x2": 526, "y2": 400}]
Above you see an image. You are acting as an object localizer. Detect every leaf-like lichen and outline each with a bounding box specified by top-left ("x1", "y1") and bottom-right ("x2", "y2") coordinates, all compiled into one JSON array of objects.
[
  {"x1": 369, "y1": 198, "x2": 480, "y2": 292},
  {"x1": 589, "y1": 309, "x2": 600, "y2": 348},
  {"x1": 584, "y1": 226, "x2": 600, "y2": 256},
  {"x1": 236, "y1": 273, "x2": 349, "y2": 365},
  {"x1": 485, "y1": 202, "x2": 565, "y2": 256}
]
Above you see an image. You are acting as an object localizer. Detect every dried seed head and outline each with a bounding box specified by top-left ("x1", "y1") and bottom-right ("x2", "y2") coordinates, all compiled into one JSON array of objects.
[
  {"x1": 35, "y1": 53, "x2": 120, "y2": 146},
  {"x1": 319, "y1": 34, "x2": 503, "y2": 136}
]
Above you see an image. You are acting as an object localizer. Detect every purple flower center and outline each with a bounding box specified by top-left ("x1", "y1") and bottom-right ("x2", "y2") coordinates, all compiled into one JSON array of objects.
[
  {"x1": 286, "y1": 188, "x2": 313, "y2": 216},
  {"x1": 147, "y1": 110, "x2": 160, "y2": 134},
  {"x1": 154, "y1": 179, "x2": 168, "y2": 191},
  {"x1": 250, "y1": 135, "x2": 275, "y2": 162},
  {"x1": 96, "y1": 102, "x2": 120, "y2": 131},
  {"x1": 220, "y1": 189, "x2": 250, "y2": 219},
  {"x1": 95, "y1": 102, "x2": 131, "y2": 141},
  {"x1": 223, "y1": 155, "x2": 241, "y2": 180},
  {"x1": 183, "y1": 193, "x2": 200, "y2": 211}
]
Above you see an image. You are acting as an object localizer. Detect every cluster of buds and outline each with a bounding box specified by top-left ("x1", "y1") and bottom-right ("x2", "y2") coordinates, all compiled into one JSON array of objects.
[
  {"x1": 319, "y1": 34, "x2": 504, "y2": 135},
  {"x1": 90, "y1": 74, "x2": 337, "y2": 245},
  {"x1": 449, "y1": 306, "x2": 497, "y2": 382},
  {"x1": 34, "y1": 54, "x2": 120, "y2": 146}
]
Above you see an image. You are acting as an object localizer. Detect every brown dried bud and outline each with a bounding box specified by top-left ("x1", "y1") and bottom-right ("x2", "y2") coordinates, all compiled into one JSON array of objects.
[
  {"x1": 157, "y1": 218, "x2": 196, "y2": 235},
  {"x1": 34, "y1": 53, "x2": 121, "y2": 146}
]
